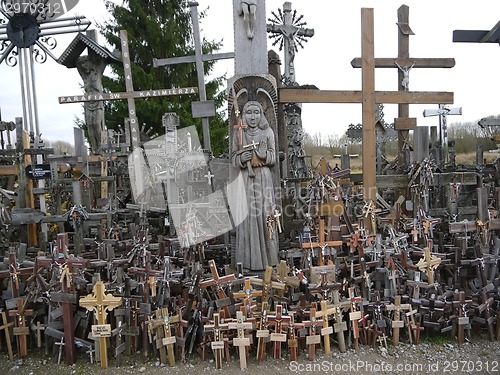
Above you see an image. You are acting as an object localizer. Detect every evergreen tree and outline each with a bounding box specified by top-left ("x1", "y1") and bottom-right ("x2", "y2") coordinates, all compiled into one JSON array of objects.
[{"x1": 99, "y1": 0, "x2": 228, "y2": 156}]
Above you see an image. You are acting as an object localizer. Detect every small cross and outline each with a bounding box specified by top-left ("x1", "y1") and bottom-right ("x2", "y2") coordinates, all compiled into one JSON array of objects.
[{"x1": 204, "y1": 170, "x2": 215, "y2": 185}]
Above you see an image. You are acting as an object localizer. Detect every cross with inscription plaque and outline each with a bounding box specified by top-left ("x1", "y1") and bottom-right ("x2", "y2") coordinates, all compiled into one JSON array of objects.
[
  {"x1": 79, "y1": 280, "x2": 123, "y2": 369},
  {"x1": 59, "y1": 30, "x2": 198, "y2": 150},
  {"x1": 9, "y1": 297, "x2": 33, "y2": 358},
  {"x1": 314, "y1": 300, "x2": 336, "y2": 355},
  {"x1": 302, "y1": 303, "x2": 324, "y2": 361},
  {"x1": 228, "y1": 310, "x2": 254, "y2": 370},
  {"x1": 266, "y1": 304, "x2": 291, "y2": 359},
  {"x1": 385, "y1": 295, "x2": 411, "y2": 345},
  {"x1": 204, "y1": 312, "x2": 230, "y2": 369}
]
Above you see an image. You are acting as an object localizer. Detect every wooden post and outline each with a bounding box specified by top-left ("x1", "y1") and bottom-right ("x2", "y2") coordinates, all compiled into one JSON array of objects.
[
  {"x1": 386, "y1": 295, "x2": 411, "y2": 345},
  {"x1": 0, "y1": 310, "x2": 14, "y2": 361},
  {"x1": 348, "y1": 287, "x2": 363, "y2": 350},
  {"x1": 9, "y1": 298, "x2": 33, "y2": 358},
  {"x1": 361, "y1": 8, "x2": 376, "y2": 204},
  {"x1": 314, "y1": 300, "x2": 335, "y2": 355},
  {"x1": 79, "y1": 280, "x2": 123, "y2": 369}
]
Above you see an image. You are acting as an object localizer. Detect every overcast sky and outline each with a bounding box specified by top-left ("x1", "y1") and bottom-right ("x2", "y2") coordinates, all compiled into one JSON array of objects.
[{"x1": 1, "y1": 0, "x2": 499, "y2": 145}]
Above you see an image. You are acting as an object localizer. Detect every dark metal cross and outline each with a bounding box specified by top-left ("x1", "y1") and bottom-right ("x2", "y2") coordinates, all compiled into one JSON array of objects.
[
  {"x1": 266, "y1": 1, "x2": 314, "y2": 84},
  {"x1": 0, "y1": 1, "x2": 90, "y2": 138}
]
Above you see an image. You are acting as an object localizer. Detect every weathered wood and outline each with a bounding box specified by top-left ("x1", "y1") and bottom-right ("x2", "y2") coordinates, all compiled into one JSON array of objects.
[
  {"x1": 278, "y1": 89, "x2": 454, "y2": 104},
  {"x1": 351, "y1": 57, "x2": 455, "y2": 68}
]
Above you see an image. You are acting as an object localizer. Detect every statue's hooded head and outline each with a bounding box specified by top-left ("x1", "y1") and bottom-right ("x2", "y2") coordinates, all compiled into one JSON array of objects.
[{"x1": 242, "y1": 100, "x2": 269, "y2": 130}]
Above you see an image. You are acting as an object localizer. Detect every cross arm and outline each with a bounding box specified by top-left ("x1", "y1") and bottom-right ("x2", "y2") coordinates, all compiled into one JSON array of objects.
[
  {"x1": 351, "y1": 57, "x2": 455, "y2": 68},
  {"x1": 153, "y1": 52, "x2": 235, "y2": 67},
  {"x1": 278, "y1": 88, "x2": 454, "y2": 104}
]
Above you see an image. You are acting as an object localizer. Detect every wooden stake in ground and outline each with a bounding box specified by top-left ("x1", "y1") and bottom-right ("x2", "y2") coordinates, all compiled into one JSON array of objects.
[
  {"x1": 204, "y1": 312, "x2": 229, "y2": 369},
  {"x1": 9, "y1": 298, "x2": 33, "y2": 358},
  {"x1": 0, "y1": 310, "x2": 14, "y2": 361},
  {"x1": 228, "y1": 310, "x2": 253, "y2": 370},
  {"x1": 386, "y1": 295, "x2": 411, "y2": 346},
  {"x1": 79, "y1": 280, "x2": 122, "y2": 369}
]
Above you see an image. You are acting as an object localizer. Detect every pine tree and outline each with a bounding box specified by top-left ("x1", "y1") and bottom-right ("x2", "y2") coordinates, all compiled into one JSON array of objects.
[{"x1": 99, "y1": 0, "x2": 228, "y2": 156}]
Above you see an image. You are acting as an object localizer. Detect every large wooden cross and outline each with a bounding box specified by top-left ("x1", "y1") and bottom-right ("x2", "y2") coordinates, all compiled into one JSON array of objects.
[
  {"x1": 153, "y1": 2, "x2": 234, "y2": 150},
  {"x1": 301, "y1": 219, "x2": 342, "y2": 266},
  {"x1": 351, "y1": 5, "x2": 455, "y2": 166},
  {"x1": 59, "y1": 30, "x2": 198, "y2": 149},
  {"x1": 279, "y1": 8, "x2": 453, "y2": 202},
  {"x1": 79, "y1": 280, "x2": 123, "y2": 369}
]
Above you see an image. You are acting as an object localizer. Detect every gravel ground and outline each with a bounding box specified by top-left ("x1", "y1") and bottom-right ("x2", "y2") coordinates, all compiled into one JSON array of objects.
[{"x1": 1, "y1": 333, "x2": 499, "y2": 374}]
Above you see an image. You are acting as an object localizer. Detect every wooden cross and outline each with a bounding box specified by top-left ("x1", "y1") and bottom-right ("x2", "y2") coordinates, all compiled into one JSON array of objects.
[
  {"x1": 266, "y1": 304, "x2": 291, "y2": 359},
  {"x1": 79, "y1": 280, "x2": 123, "y2": 369},
  {"x1": 204, "y1": 312, "x2": 230, "y2": 369},
  {"x1": 279, "y1": 8, "x2": 453, "y2": 202},
  {"x1": 348, "y1": 287, "x2": 363, "y2": 350},
  {"x1": 302, "y1": 303, "x2": 324, "y2": 361},
  {"x1": 351, "y1": 5, "x2": 455, "y2": 165},
  {"x1": 314, "y1": 300, "x2": 336, "y2": 355},
  {"x1": 50, "y1": 264, "x2": 78, "y2": 365},
  {"x1": 9, "y1": 297, "x2": 33, "y2": 358},
  {"x1": 233, "y1": 278, "x2": 262, "y2": 318},
  {"x1": 473, "y1": 291, "x2": 495, "y2": 341},
  {"x1": 249, "y1": 266, "x2": 286, "y2": 305},
  {"x1": 200, "y1": 259, "x2": 236, "y2": 319},
  {"x1": 228, "y1": 310, "x2": 254, "y2": 370},
  {"x1": 404, "y1": 308, "x2": 423, "y2": 345},
  {"x1": 233, "y1": 116, "x2": 247, "y2": 147},
  {"x1": 253, "y1": 301, "x2": 270, "y2": 363},
  {"x1": 0, "y1": 310, "x2": 14, "y2": 361},
  {"x1": 274, "y1": 260, "x2": 301, "y2": 301},
  {"x1": 153, "y1": 2, "x2": 234, "y2": 150},
  {"x1": 386, "y1": 295, "x2": 411, "y2": 345},
  {"x1": 308, "y1": 269, "x2": 342, "y2": 301},
  {"x1": 151, "y1": 307, "x2": 179, "y2": 366},
  {"x1": 287, "y1": 314, "x2": 304, "y2": 362},
  {"x1": 453, "y1": 291, "x2": 472, "y2": 345},
  {"x1": 59, "y1": 30, "x2": 198, "y2": 149},
  {"x1": 301, "y1": 219, "x2": 342, "y2": 266},
  {"x1": 415, "y1": 247, "x2": 441, "y2": 284}
]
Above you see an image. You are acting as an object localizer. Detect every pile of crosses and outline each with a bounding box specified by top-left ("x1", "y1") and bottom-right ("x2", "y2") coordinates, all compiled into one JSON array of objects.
[{"x1": 0, "y1": 207, "x2": 498, "y2": 370}]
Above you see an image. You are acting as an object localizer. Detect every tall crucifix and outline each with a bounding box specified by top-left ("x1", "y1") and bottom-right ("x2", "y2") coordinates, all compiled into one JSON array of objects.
[
  {"x1": 350, "y1": 5, "x2": 456, "y2": 168},
  {"x1": 266, "y1": 1, "x2": 314, "y2": 84},
  {"x1": 279, "y1": 7, "x2": 454, "y2": 204},
  {"x1": 59, "y1": 30, "x2": 198, "y2": 150},
  {"x1": 153, "y1": 1, "x2": 234, "y2": 150}
]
